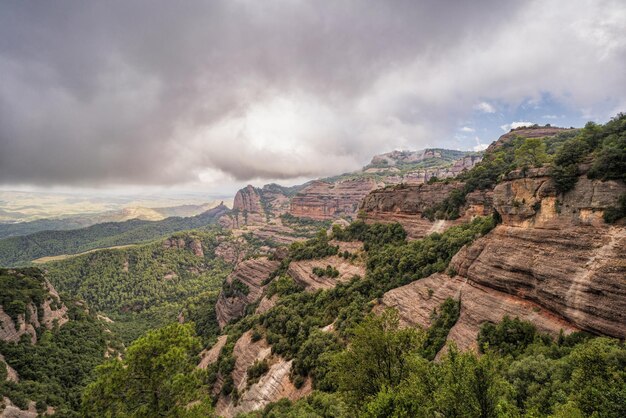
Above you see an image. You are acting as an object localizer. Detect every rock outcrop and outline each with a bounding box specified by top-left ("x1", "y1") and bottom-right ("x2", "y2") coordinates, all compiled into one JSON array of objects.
[
  {"x1": 215, "y1": 331, "x2": 312, "y2": 418},
  {"x1": 289, "y1": 178, "x2": 382, "y2": 220},
  {"x1": 215, "y1": 257, "x2": 280, "y2": 328},
  {"x1": 378, "y1": 169, "x2": 626, "y2": 352},
  {"x1": 0, "y1": 278, "x2": 68, "y2": 344},
  {"x1": 287, "y1": 255, "x2": 365, "y2": 291},
  {"x1": 360, "y1": 182, "x2": 493, "y2": 239},
  {"x1": 450, "y1": 171, "x2": 626, "y2": 338},
  {"x1": 220, "y1": 185, "x2": 267, "y2": 228},
  {"x1": 162, "y1": 236, "x2": 204, "y2": 257},
  {"x1": 198, "y1": 335, "x2": 228, "y2": 369},
  {"x1": 487, "y1": 126, "x2": 572, "y2": 152},
  {"x1": 377, "y1": 273, "x2": 578, "y2": 352}
]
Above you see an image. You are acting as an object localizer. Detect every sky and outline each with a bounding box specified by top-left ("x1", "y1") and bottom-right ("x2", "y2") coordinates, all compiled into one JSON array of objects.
[{"x1": 0, "y1": 0, "x2": 624, "y2": 196}]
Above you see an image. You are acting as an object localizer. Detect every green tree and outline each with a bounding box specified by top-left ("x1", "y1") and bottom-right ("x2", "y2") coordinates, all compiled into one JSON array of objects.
[
  {"x1": 330, "y1": 309, "x2": 423, "y2": 407},
  {"x1": 82, "y1": 323, "x2": 212, "y2": 417},
  {"x1": 514, "y1": 137, "x2": 549, "y2": 169}
]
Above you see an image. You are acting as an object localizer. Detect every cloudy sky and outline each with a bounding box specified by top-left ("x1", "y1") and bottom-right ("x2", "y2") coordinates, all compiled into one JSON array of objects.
[{"x1": 0, "y1": 0, "x2": 624, "y2": 195}]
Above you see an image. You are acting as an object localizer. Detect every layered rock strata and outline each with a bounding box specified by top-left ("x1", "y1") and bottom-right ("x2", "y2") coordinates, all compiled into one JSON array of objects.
[
  {"x1": 378, "y1": 170, "x2": 626, "y2": 353},
  {"x1": 377, "y1": 273, "x2": 578, "y2": 351},
  {"x1": 360, "y1": 182, "x2": 493, "y2": 239},
  {"x1": 289, "y1": 178, "x2": 382, "y2": 220},
  {"x1": 215, "y1": 331, "x2": 312, "y2": 418},
  {"x1": 215, "y1": 257, "x2": 280, "y2": 328},
  {"x1": 287, "y1": 255, "x2": 365, "y2": 291}
]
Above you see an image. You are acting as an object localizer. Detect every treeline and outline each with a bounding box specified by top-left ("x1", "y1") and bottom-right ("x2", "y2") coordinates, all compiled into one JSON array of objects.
[{"x1": 0, "y1": 204, "x2": 229, "y2": 266}]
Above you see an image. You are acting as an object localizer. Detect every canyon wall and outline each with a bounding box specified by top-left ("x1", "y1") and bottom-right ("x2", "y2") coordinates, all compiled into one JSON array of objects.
[
  {"x1": 360, "y1": 182, "x2": 493, "y2": 239},
  {"x1": 379, "y1": 169, "x2": 626, "y2": 354},
  {"x1": 289, "y1": 178, "x2": 382, "y2": 220}
]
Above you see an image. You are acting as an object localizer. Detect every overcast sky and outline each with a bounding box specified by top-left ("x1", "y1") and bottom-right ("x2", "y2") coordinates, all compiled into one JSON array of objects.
[{"x1": 0, "y1": 0, "x2": 624, "y2": 195}]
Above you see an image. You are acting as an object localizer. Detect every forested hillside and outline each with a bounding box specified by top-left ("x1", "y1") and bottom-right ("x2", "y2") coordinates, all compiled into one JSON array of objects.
[
  {"x1": 0, "y1": 204, "x2": 230, "y2": 266},
  {"x1": 44, "y1": 230, "x2": 235, "y2": 343},
  {"x1": 0, "y1": 268, "x2": 115, "y2": 417}
]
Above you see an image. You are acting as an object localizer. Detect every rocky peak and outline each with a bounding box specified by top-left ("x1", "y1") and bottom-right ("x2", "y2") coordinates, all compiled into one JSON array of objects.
[{"x1": 487, "y1": 126, "x2": 573, "y2": 152}]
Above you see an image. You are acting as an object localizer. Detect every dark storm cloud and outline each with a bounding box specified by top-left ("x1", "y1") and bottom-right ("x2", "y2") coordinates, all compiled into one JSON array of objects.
[{"x1": 0, "y1": 0, "x2": 624, "y2": 187}]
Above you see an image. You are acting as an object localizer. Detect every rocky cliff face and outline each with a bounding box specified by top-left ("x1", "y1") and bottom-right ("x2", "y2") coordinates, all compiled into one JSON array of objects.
[
  {"x1": 220, "y1": 185, "x2": 268, "y2": 228},
  {"x1": 360, "y1": 182, "x2": 493, "y2": 239},
  {"x1": 214, "y1": 257, "x2": 281, "y2": 328},
  {"x1": 289, "y1": 178, "x2": 382, "y2": 220},
  {"x1": 214, "y1": 331, "x2": 312, "y2": 418},
  {"x1": 162, "y1": 236, "x2": 204, "y2": 257},
  {"x1": 222, "y1": 150, "x2": 482, "y2": 227},
  {"x1": 379, "y1": 170, "x2": 626, "y2": 353},
  {"x1": 450, "y1": 170, "x2": 626, "y2": 338},
  {"x1": 0, "y1": 278, "x2": 68, "y2": 344}
]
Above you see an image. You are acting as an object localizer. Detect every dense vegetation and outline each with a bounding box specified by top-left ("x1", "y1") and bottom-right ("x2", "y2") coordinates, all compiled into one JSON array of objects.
[
  {"x1": 0, "y1": 204, "x2": 229, "y2": 266},
  {"x1": 0, "y1": 269, "x2": 112, "y2": 417},
  {"x1": 82, "y1": 323, "x2": 213, "y2": 417},
  {"x1": 243, "y1": 314, "x2": 626, "y2": 418},
  {"x1": 44, "y1": 230, "x2": 231, "y2": 342},
  {"x1": 424, "y1": 114, "x2": 626, "y2": 220},
  {"x1": 0, "y1": 267, "x2": 48, "y2": 322},
  {"x1": 212, "y1": 217, "x2": 495, "y2": 397}
]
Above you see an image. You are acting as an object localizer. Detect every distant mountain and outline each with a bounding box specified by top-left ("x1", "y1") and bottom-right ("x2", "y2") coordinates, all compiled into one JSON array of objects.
[
  {"x1": 0, "y1": 204, "x2": 230, "y2": 266},
  {"x1": 0, "y1": 201, "x2": 224, "y2": 240}
]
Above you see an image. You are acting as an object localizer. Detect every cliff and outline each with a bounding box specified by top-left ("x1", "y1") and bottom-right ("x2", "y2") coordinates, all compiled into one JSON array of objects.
[
  {"x1": 0, "y1": 270, "x2": 69, "y2": 344},
  {"x1": 221, "y1": 149, "x2": 482, "y2": 228},
  {"x1": 214, "y1": 331, "x2": 312, "y2": 418},
  {"x1": 289, "y1": 178, "x2": 382, "y2": 220},
  {"x1": 379, "y1": 169, "x2": 626, "y2": 353},
  {"x1": 360, "y1": 182, "x2": 492, "y2": 238},
  {"x1": 214, "y1": 257, "x2": 281, "y2": 328}
]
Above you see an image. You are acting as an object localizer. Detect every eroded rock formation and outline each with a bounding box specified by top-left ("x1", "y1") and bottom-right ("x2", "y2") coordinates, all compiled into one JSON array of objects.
[
  {"x1": 360, "y1": 182, "x2": 493, "y2": 239},
  {"x1": 215, "y1": 331, "x2": 312, "y2": 418},
  {"x1": 0, "y1": 279, "x2": 68, "y2": 344},
  {"x1": 289, "y1": 178, "x2": 382, "y2": 220},
  {"x1": 215, "y1": 257, "x2": 280, "y2": 328},
  {"x1": 287, "y1": 255, "x2": 365, "y2": 291},
  {"x1": 379, "y1": 169, "x2": 626, "y2": 353}
]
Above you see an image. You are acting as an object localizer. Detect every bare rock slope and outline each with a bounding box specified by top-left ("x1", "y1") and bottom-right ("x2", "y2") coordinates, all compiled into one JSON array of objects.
[{"x1": 379, "y1": 169, "x2": 626, "y2": 352}]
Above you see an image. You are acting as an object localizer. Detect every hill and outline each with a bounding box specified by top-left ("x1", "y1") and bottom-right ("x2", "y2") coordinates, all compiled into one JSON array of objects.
[
  {"x1": 0, "y1": 267, "x2": 115, "y2": 416},
  {"x1": 0, "y1": 204, "x2": 230, "y2": 267},
  {"x1": 0, "y1": 201, "x2": 224, "y2": 240}
]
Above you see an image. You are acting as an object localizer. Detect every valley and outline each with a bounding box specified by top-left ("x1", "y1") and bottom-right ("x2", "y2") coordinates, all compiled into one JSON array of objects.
[{"x1": 1, "y1": 118, "x2": 625, "y2": 417}]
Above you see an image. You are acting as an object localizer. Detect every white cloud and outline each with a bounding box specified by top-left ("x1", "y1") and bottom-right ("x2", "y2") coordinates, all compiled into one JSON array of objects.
[
  {"x1": 460, "y1": 126, "x2": 475, "y2": 132},
  {"x1": 473, "y1": 136, "x2": 489, "y2": 151},
  {"x1": 1, "y1": 0, "x2": 625, "y2": 189},
  {"x1": 474, "y1": 102, "x2": 496, "y2": 114},
  {"x1": 500, "y1": 121, "x2": 535, "y2": 132},
  {"x1": 542, "y1": 114, "x2": 558, "y2": 119}
]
